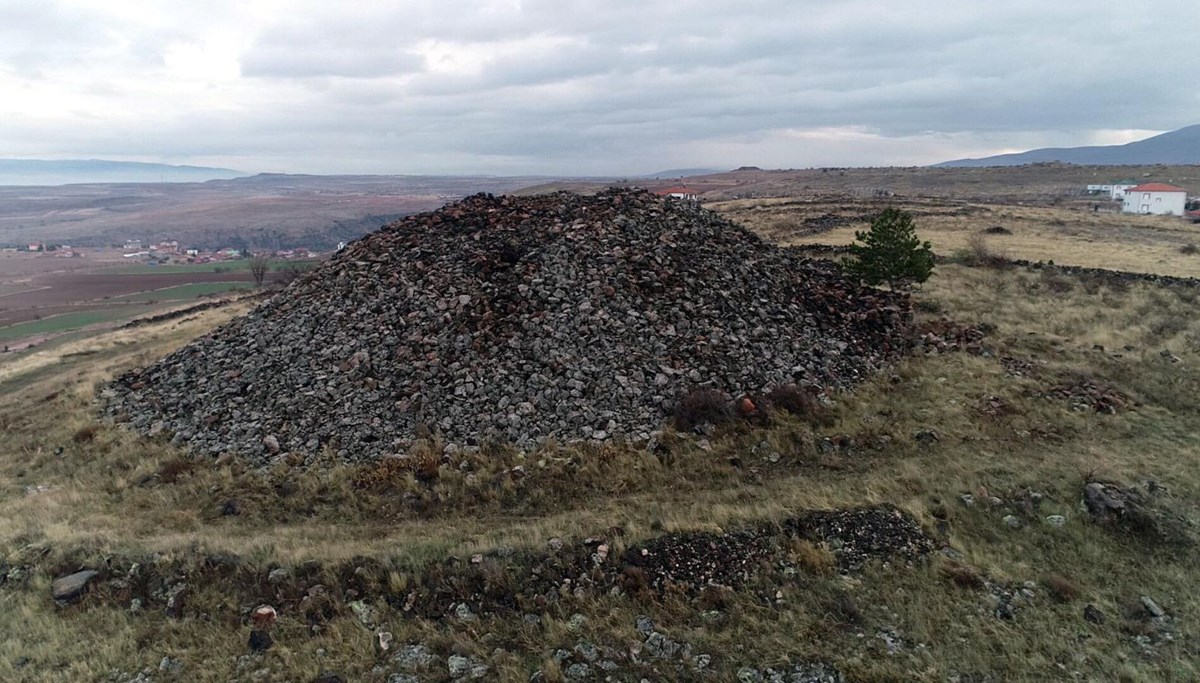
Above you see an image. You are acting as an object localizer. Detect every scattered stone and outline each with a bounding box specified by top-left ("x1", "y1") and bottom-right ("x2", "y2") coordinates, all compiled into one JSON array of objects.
[
  {"x1": 250, "y1": 604, "x2": 277, "y2": 628},
  {"x1": 349, "y1": 600, "x2": 378, "y2": 627},
  {"x1": 959, "y1": 494, "x2": 975, "y2": 507},
  {"x1": 1140, "y1": 596, "x2": 1166, "y2": 618},
  {"x1": 51, "y1": 569, "x2": 98, "y2": 602},
  {"x1": 447, "y1": 654, "x2": 488, "y2": 680},
  {"x1": 392, "y1": 644, "x2": 436, "y2": 671},
  {"x1": 1045, "y1": 515, "x2": 1066, "y2": 527},
  {"x1": 1002, "y1": 515, "x2": 1021, "y2": 529},
  {"x1": 248, "y1": 630, "x2": 273, "y2": 652},
  {"x1": 374, "y1": 631, "x2": 394, "y2": 656},
  {"x1": 567, "y1": 613, "x2": 588, "y2": 633}
]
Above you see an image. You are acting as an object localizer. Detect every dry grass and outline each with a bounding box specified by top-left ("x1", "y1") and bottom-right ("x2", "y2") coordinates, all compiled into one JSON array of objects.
[
  {"x1": 2, "y1": 235, "x2": 1200, "y2": 680},
  {"x1": 714, "y1": 196, "x2": 1200, "y2": 278}
]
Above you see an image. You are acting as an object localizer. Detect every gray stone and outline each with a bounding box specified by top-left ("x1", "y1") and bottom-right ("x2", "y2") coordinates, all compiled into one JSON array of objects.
[
  {"x1": 1045, "y1": 514, "x2": 1066, "y2": 527},
  {"x1": 51, "y1": 570, "x2": 98, "y2": 602},
  {"x1": 392, "y1": 643, "x2": 436, "y2": 671},
  {"x1": 1141, "y1": 596, "x2": 1166, "y2": 618}
]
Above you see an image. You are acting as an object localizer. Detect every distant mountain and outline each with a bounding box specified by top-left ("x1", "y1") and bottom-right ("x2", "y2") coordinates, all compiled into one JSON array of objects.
[
  {"x1": 0, "y1": 159, "x2": 249, "y2": 186},
  {"x1": 936, "y1": 125, "x2": 1200, "y2": 167},
  {"x1": 638, "y1": 168, "x2": 725, "y2": 178}
]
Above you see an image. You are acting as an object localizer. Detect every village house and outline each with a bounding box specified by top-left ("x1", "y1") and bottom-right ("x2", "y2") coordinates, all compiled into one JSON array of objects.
[
  {"x1": 1122, "y1": 183, "x2": 1188, "y2": 216},
  {"x1": 1086, "y1": 181, "x2": 1137, "y2": 200},
  {"x1": 653, "y1": 186, "x2": 699, "y2": 201}
]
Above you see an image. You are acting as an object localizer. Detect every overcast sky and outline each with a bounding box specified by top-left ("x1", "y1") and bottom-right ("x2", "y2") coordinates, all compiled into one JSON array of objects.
[{"x1": 1, "y1": 0, "x2": 1197, "y2": 175}]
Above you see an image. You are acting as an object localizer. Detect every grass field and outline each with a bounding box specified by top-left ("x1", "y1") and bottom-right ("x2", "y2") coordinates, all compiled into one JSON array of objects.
[
  {"x1": 712, "y1": 196, "x2": 1200, "y2": 278},
  {"x1": 1, "y1": 205, "x2": 1198, "y2": 681},
  {"x1": 102, "y1": 259, "x2": 319, "y2": 275},
  {"x1": 112, "y1": 281, "x2": 254, "y2": 302},
  {"x1": 0, "y1": 307, "x2": 149, "y2": 342}
]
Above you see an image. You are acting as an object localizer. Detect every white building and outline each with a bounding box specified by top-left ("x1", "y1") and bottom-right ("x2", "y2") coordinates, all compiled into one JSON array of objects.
[
  {"x1": 1122, "y1": 184, "x2": 1188, "y2": 216},
  {"x1": 1087, "y1": 182, "x2": 1137, "y2": 200}
]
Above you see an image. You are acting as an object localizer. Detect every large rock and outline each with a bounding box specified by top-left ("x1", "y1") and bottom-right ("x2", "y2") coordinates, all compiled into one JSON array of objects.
[
  {"x1": 51, "y1": 569, "x2": 98, "y2": 602},
  {"x1": 106, "y1": 189, "x2": 912, "y2": 464}
]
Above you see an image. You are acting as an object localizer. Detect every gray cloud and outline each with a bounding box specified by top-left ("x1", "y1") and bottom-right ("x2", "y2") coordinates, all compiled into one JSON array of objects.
[{"x1": 1, "y1": 0, "x2": 1197, "y2": 174}]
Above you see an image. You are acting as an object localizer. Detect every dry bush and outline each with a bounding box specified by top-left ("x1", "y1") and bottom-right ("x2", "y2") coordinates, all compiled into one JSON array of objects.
[
  {"x1": 941, "y1": 561, "x2": 985, "y2": 590},
  {"x1": 354, "y1": 451, "x2": 441, "y2": 490},
  {"x1": 1039, "y1": 270, "x2": 1075, "y2": 294},
  {"x1": 1180, "y1": 243, "x2": 1199, "y2": 255},
  {"x1": 157, "y1": 456, "x2": 198, "y2": 484},
  {"x1": 673, "y1": 388, "x2": 731, "y2": 431},
  {"x1": 766, "y1": 384, "x2": 835, "y2": 427},
  {"x1": 1042, "y1": 574, "x2": 1082, "y2": 603},
  {"x1": 962, "y1": 233, "x2": 1010, "y2": 268},
  {"x1": 72, "y1": 424, "x2": 100, "y2": 443},
  {"x1": 821, "y1": 591, "x2": 863, "y2": 625}
]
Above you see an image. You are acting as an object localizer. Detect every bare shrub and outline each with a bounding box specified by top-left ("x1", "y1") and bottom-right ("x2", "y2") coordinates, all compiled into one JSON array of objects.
[
  {"x1": 941, "y1": 560, "x2": 985, "y2": 589},
  {"x1": 72, "y1": 424, "x2": 100, "y2": 443},
  {"x1": 157, "y1": 456, "x2": 197, "y2": 484},
  {"x1": 673, "y1": 388, "x2": 731, "y2": 432},
  {"x1": 962, "y1": 233, "x2": 1009, "y2": 268},
  {"x1": 249, "y1": 253, "x2": 270, "y2": 287},
  {"x1": 766, "y1": 384, "x2": 835, "y2": 426},
  {"x1": 1042, "y1": 574, "x2": 1082, "y2": 603}
]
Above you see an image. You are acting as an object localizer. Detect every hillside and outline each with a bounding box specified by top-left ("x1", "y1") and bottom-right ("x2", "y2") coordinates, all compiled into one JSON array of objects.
[
  {"x1": 1, "y1": 188, "x2": 1198, "y2": 681},
  {"x1": 937, "y1": 125, "x2": 1200, "y2": 167}
]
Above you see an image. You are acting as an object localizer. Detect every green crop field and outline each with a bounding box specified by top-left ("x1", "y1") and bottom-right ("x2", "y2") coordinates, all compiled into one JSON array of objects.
[
  {"x1": 113, "y1": 282, "x2": 253, "y2": 302},
  {"x1": 0, "y1": 307, "x2": 145, "y2": 341},
  {"x1": 103, "y1": 258, "x2": 320, "y2": 275}
]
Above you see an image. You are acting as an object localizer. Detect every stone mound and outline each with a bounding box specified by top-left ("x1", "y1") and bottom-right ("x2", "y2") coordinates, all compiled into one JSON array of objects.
[{"x1": 105, "y1": 188, "x2": 911, "y2": 464}]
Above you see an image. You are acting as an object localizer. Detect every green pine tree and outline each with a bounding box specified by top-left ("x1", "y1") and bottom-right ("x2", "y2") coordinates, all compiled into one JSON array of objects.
[{"x1": 843, "y1": 208, "x2": 934, "y2": 289}]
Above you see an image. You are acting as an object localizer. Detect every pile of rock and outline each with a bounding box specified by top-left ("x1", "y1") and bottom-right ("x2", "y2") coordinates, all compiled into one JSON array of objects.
[{"x1": 105, "y1": 189, "x2": 911, "y2": 464}]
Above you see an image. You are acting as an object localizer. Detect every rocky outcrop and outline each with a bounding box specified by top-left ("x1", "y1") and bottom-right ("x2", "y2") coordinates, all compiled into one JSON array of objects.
[{"x1": 105, "y1": 189, "x2": 912, "y2": 464}]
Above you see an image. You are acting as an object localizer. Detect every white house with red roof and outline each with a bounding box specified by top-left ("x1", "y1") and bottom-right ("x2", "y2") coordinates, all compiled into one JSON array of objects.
[
  {"x1": 1122, "y1": 183, "x2": 1187, "y2": 216},
  {"x1": 653, "y1": 186, "x2": 698, "y2": 201}
]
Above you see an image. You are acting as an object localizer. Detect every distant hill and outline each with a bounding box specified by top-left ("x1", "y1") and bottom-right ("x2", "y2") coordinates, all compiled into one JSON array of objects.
[
  {"x1": 0, "y1": 159, "x2": 249, "y2": 186},
  {"x1": 936, "y1": 125, "x2": 1200, "y2": 167},
  {"x1": 638, "y1": 168, "x2": 725, "y2": 178}
]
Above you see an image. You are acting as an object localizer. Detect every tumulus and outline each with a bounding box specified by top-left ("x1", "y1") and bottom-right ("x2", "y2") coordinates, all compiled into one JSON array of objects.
[{"x1": 105, "y1": 189, "x2": 911, "y2": 464}]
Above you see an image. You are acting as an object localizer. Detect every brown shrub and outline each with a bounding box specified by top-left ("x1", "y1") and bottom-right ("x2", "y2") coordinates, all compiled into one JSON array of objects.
[
  {"x1": 157, "y1": 457, "x2": 197, "y2": 484},
  {"x1": 673, "y1": 388, "x2": 731, "y2": 432},
  {"x1": 72, "y1": 424, "x2": 100, "y2": 443},
  {"x1": 822, "y1": 591, "x2": 863, "y2": 625},
  {"x1": 765, "y1": 384, "x2": 835, "y2": 427},
  {"x1": 1042, "y1": 574, "x2": 1081, "y2": 603},
  {"x1": 941, "y1": 561, "x2": 985, "y2": 590},
  {"x1": 352, "y1": 453, "x2": 439, "y2": 489}
]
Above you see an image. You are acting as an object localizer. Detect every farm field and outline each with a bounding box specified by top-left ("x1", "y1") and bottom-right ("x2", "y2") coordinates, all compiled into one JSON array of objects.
[{"x1": 0, "y1": 250, "x2": 288, "y2": 352}]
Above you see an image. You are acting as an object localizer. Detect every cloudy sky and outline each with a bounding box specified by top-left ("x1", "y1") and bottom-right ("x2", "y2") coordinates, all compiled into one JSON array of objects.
[{"x1": 1, "y1": 0, "x2": 1197, "y2": 175}]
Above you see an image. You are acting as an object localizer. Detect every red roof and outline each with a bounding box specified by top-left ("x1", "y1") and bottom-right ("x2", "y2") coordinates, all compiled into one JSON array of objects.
[{"x1": 1128, "y1": 183, "x2": 1186, "y2": 193}]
